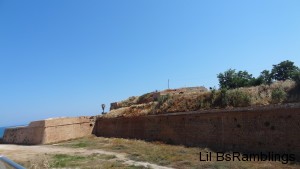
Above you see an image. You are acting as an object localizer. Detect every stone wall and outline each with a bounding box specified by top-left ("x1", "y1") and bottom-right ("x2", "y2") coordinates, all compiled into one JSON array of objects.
[
  {"x1": 3, "y1": 116, "x2": 95, "y2": 145},
  {"x1": 94, "y1": 104, "x2": 300, "y2": 158}
]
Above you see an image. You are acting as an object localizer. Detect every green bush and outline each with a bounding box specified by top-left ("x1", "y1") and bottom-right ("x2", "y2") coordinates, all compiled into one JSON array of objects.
[
  {"x1": 197, "y1": 97, "x2": 211, "y2": 109},
  {"x1": 210, "y1": 87, "x2": 218, "y2": 104},
  {"x1": 158, "y1": 94, "x2": 169, "y2": 103},
  {"x1": 271, "y1": 88, "x2": 287, "y2": 103},
  {"x1": 227, "y1": 90, "x2": 251, "y2": 107},
  {"x1": 220, "y1": 89, "x2": 251, "y2": 107},
  {"x1": 156, "y1": 94, "x2": 170, "y2": 108},
  {"x1": 220, "y1": 88, "x2": 229, "y2": 107},
  {"x1": 292, "y1": 70, "x2": 300, "y2": 85}
]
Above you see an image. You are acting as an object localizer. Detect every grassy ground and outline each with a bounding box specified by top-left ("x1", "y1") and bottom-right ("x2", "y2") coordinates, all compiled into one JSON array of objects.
[
  {"x1": 58, "y1": 136, "x2": 300, "y2": 169},
  {"x1": 18, "y1": 152, "x2": 150, "y2": 169}
]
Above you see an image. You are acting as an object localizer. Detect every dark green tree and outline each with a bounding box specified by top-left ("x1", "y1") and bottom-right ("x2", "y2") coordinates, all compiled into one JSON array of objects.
[
  {"x1": 291, "y1": 70, "x2": 300, "y2": 85},
  {"x1": 259, "y1": 70, "x2": 273, "y2": 85},
  {"x1": 217, "y1": 69, "x2": 236, "y2": 89},
  {"x1": 249, "y1": 76, "x2": 264, "y2": 86},
  {"x1": 271, "y1": 60, "x2": 299, "y2": 81},
  {"x1": 217, "y1": 69, "x2": 257, "y2": 89},
  {"x1": 235, "y1": 71, "x2": 253, "y2": 87}
]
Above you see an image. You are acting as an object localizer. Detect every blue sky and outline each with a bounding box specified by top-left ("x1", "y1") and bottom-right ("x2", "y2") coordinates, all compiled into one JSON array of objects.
[{"x1": 0, "y1": 0, "x2": 300, "y2": 126}]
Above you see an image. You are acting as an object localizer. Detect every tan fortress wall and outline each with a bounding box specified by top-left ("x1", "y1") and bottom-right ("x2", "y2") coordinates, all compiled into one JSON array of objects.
[
  {"x1": 94, "y1": 104, "x2": 300, "y2": 159},
  {"x1": 3, "y1": 116, "x2": 95, "y2": 145}
]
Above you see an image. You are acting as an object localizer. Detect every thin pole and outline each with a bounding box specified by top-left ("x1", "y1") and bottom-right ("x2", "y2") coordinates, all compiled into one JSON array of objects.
[{"x1": 168, "y1": 79, "x2": 169, "y2": 89}]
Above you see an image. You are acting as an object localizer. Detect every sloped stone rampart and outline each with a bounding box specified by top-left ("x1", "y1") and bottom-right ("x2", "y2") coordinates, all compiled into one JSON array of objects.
[{"x1": 3, "y1": 116, "x2": 95, "y2": 145}]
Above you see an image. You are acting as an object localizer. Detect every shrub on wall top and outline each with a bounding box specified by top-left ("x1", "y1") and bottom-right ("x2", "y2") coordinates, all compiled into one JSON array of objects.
[{"x1": 271, "y1": 88, "x2": 287, "y2": 104}]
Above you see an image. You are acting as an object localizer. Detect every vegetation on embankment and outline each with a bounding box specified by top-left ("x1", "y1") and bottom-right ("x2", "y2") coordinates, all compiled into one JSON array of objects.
[{"x1": 104, "y1": 60, "x2": 300, "y2": 118}]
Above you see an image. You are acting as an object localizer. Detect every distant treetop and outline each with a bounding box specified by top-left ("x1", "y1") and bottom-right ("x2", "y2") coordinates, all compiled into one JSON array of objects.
[{"x1": 217, "y1": 60, "x2": 300, "y2": 89}]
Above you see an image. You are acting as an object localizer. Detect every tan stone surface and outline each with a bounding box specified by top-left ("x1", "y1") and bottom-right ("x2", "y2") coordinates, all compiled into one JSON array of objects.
[
  {"x1": 3, "y1": 116, "x2": 95, "y2": 145},
  {"x1": 94, "y1": 104, "x2": 300, "y2": 159}
]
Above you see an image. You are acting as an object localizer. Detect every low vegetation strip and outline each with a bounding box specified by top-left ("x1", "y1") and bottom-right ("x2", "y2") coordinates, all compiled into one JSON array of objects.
[
  {"x1": 1, "y1": 136, "x2": 299, "y2": 168},
  {"x1": 59, "y1": 136, "x2": 300, "y2": 169},
  {"x1": 0, "y1": 143, "x2": 171, "y2": 169}
]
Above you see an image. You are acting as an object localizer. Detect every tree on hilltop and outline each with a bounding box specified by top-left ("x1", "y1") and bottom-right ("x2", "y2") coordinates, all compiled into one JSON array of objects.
[
  {"x1": 217, "y1": 60, "x2": 300, "y2": 89},
  {"x1": 271, "y1": 60, "x2": 299, "y2": 81},
  {"x1": 259, "y1": 70, "x2": 273, "y2": 85},
  {"x1": 217, "y1": 69, "x2": 258, "y2": 89}
]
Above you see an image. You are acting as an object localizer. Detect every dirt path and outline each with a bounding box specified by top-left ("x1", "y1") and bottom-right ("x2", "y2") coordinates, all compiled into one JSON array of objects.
[{"x1": 0, "y1": 144, "x2": 173, "y2": 169}]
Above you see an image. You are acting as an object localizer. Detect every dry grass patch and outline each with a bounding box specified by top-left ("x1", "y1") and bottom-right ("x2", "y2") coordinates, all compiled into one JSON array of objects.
[
  {"x1": 59, "y1": 136, "x2": 300, "y2": 169},
  {"x1": 16, "y1": 151, "x2": 149, "y2": 169}
]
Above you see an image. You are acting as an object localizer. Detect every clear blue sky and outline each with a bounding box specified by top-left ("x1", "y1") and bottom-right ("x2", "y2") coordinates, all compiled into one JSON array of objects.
[{"x1": 1, "y1": 0, "x2": 300, "y2": 126}]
